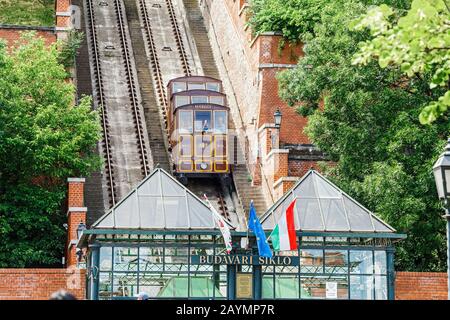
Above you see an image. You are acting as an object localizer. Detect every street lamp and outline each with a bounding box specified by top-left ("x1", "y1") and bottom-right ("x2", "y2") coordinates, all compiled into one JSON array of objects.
[
  {"x1": 76, "y1": 221, "x2": 86, "y2": 241},
  {"x1": 274, "y1": 108, "x2": 282, "y2": 128},
  {"x1": 76, "y1": 221, "x2": 86, "y2": 265},
  {"x1": 433, "y1": 138, "x2": 450, "y2": 299}
]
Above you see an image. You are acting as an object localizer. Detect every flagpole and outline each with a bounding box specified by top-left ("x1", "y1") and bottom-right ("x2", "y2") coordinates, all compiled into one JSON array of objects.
[{"x1": 245, "y1": 200, "x2": 253, "y2": 249}]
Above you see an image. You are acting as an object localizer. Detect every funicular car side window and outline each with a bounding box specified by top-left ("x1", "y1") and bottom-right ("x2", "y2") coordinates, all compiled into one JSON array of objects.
[
  {"x1": 210, "y1": 96, "x2": 224, "y2": 105},
  {"x1": 173, "y1": 82, "x2": 186, "y2": 93},
  {"x1": 175, "y1": 96, "x2": 190, "y2": 107},
  {"x1": 206, "y1": 82, "x2": 220, "y2": 92}
]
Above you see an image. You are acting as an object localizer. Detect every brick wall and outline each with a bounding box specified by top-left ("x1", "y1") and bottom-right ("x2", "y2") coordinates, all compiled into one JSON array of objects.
[
  {"x1": 288, "y1": 160, "x2": 320, "y2": 177},
  {"x1": 0, "y1": 26, "x2": 56, "y2": 48},
  {"x1": 395, "y1": 272, "x2": 448, "y2": 300},
  {"x1": 0, "y1": 268, "x2": 86, "y2": 300},
  {"x1": 66, "y1": 178, "x2": 87, "y2": 267}
]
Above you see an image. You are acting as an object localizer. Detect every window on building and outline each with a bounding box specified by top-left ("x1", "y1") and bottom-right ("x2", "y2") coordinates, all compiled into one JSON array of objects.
[
  {"x1": 349, "y1": 250, "x2": 373, "y2": 274},
  {"x1": 350, "y1": 275, "x2": 374, "y2": 300},
  {"x1": 324, "y1": 250, "x2": 348, "y2": 274}
]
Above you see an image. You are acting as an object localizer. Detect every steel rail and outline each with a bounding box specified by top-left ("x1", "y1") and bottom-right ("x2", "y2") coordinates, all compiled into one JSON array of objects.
[
  {"x1": 86, "y1": 0, "x2": 117, "y2": 206},
  {"x1": 113, "y1": 0, "x2": 149, "y2": 178},
  {"x1": 165, "y1": 0, "x2": 191, "y2": 76}
]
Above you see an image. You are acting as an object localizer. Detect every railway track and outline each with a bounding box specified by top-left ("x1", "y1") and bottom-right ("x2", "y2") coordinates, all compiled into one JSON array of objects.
[
  {"x1": 86, "y1": 0, "x2": 117, "y2": 206},
  {"x1": 86, "y1": 0, "x2": 151, "y2": 207},
  {"x1": 135, "y1": 0, "x2": 231, "y2": 219},
  {"x1": 164, "y1": 0, "x2": 191, "y2": 76},
  {"x1": 113, "y1": 0, "x2": 150, "y2": 178}
]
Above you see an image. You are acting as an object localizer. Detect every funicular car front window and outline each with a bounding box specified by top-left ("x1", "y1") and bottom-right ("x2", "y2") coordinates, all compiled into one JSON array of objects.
[
  {"x1": 188, "y1": 82, "x2": 205, "y2": 90},
  {"x1": 195, "y1": 111, "x2": 212, "y2": 132},
  {"x1": 179, "y1": 111, "x2": 193, "y2": 133},
  {"x1": 214, "y1": 111, "x2": 227, "y2": 133},
  {"x1": 192, "y1": 96, "x2": 208, "y2": 104}
]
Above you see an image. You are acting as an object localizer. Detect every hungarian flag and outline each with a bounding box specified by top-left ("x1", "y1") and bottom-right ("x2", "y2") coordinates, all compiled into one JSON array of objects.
[{"x1": 270, "y1": 199, "x2": 297, "y2": 251}]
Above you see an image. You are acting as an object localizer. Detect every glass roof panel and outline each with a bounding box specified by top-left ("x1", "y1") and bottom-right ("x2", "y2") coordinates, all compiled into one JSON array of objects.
[
  {"x1": 372, "y1": 217, "x2": 394, "y2": 232},
  {"x1": 95, "y1": 210, "x2": 114, "y2": 228},
  {"x1": 342, "y1": 196, "x2": 374, "y2": 232},
  {"x1": 261, "y1": 170, "x2": 395, "y2": 233},
  {"x1": 188, "y1": 194, "x2": 215, "y2": 228},
  {"x1": 114, "y1": 191, "x2": 139, "y2": 228},
  {"x1": 91, "y1": 168, "x2": 233, "y2": 230},
  {"x1": 320, "y1": 199, "x2": 349, "y2": 231},
  {"x1": 297, "y1": 198, "x2": 323, "y2": 231},
  {"x1": 165, "y1": 197, "x2": 189, "y2": 228},
  {"x1": 139, "y1": 196, "x2": 165, "y2": 229},
  {"x1": 161, "y1": 174, "x2": 185, "y2": 196},
  {"x1": 138, "y1": 174, "x2": 161, "y2": 195},
  {"x1": 292, "y1": 173, "x2": 316, "y2": 198},
  {"x1": 314, "y1": 175, "x2": 341, "y2": 198}
]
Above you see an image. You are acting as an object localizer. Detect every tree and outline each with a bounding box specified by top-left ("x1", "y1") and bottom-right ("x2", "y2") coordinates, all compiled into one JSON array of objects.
[
  {"x1": 351, "y1": 0, "x2": 450, "y2": 124},
  {"x1": 247, "y1": 0, "x2": 328, "y2": 42},
  {"x1": 0, "y1": 33, "x2": 101, "y2": 267},
  {"x1": 249, "y1": 0, "x2": 450, "y2": 270}
]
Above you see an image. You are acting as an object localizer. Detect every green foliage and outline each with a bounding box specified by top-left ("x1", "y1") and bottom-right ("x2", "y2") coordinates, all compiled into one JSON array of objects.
[
  {"x1": 58, "y1": 31, "x2": 85, "y2": 68},
  {"x1": 247, "y1": 0, "x2": 328, "y2": 42},
  {"x1": 0, "y1": 0, "x2": 55, "y2": 26},
  {"x1": 0, "y1": 33, "x2": 101, "y2": 267},
  {"x1": 274, "y1": 0, "x2": 449, "y2": 271},
  {"x1": 352, "y1": 0, "x2": 450, "y2": 124}
]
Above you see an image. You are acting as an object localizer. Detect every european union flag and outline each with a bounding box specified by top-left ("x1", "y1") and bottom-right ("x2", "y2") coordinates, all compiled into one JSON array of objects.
[{"x1": 248, "y1": 201, "x2": 273, "y2": 258}]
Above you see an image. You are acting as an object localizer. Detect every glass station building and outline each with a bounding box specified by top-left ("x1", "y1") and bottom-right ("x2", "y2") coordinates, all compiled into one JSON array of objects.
[{"x1": 78, "y1": 168, "x2": 405, "y2": 300}]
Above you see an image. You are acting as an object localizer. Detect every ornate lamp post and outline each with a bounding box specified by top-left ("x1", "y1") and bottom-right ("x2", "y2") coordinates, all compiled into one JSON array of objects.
[
  {"x1": 274, "y1": 108, "x2": 282, "y2": 128},
  {"x1": 76, "y1": 221, "x2": 87, "y2": 265},
  {"x1": 433, "y1": 138, "x2": 450, "y2": 299},
  {"x1": 76, "y1": 221, "x2": 86, "y2": 241}
]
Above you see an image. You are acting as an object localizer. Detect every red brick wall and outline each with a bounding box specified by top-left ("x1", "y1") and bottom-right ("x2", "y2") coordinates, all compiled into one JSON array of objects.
[
  {"x1": 0, "y1": 28, "x2": 56, "y2": 48},
  {"x1": 67, "y1": 180, "x2": 85, "y2": 207},
  {"x1": 395, "y1": 272, "x2": 448, "y2": 300},
  {"x1": 259, "y1": 67, "x2": 309, "y2": 145},
  {"x1": 289, "y1": 160, "x2": 320, "y2": 177},
  {"x1": 0, "y1": 269, "x2": 86, "y2": 300},
  {"x1": 66, "y1": 178, "x2": 87, "y2": 267},
  {"x1": 56, "y1": 0, "x2": 71, "y2": 12}
]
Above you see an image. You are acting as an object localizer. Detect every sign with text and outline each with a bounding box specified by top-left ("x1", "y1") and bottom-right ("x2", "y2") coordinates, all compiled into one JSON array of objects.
[
  {"x1": 236, "y1": 273, "x2": 253, "y2": 299},
  {"x1": 326, "y1": 282, "x2": 338, "y2": 299},
  {"x1": 191, "y1": 255, "x2": 299, "y2": 266}
]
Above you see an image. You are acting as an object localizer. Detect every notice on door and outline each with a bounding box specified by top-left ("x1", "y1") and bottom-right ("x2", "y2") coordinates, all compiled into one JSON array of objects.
[
  {"x1": 236, "y1": 273, "x2": 253, "y2": 299},
  {"x1": 326, "y1": 282, "x2": 338, "y2": 299}
]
